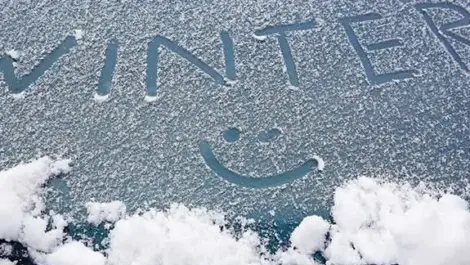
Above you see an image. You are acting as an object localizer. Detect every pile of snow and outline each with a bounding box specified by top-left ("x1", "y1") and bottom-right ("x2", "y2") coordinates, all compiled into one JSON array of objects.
[
  {"x1": 286, "y1": 177, "x2": 470, "y2": 265},
  {"x1": 289, "y1": 216, "x2": 329, "y2": 254},
  {"x1": 5, "y1": 49, "x2": 21, "y2": 60},
  {"x1": 86, "y1": 201, "x2": 126, "y2": 225},
  {"x1": 321, "y1": 177, "x2": 470, "y2": 265},
  {"x1": 106, "y1": 204, "x2": 268, "y2": 265},
  {"x1": 103, "y1": 177, "x2": 470, "y2": 265},
  {"x1": 273, "y1": 216, "x2": 329, "y2": 265},
  {"x1": 0, "y1": 157, "x2": 71, "y2": 252},
  {"x1": 1, "y1": 158, "x2": 470, "y2": 265},
  {"x1": 0, "y1": 244, "x2": 13, "y2": 256},
  {"x1": 0, "y1": 259, "x2": 16, "y2": 265},
  {"x1": 43, "y1": 242, "x2": 105, "y2": 265}
]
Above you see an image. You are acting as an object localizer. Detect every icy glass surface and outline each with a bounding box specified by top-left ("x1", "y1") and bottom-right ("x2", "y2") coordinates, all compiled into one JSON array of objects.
[{"x1": 0, "y1": 0, "x2": 469, "y2": 223}]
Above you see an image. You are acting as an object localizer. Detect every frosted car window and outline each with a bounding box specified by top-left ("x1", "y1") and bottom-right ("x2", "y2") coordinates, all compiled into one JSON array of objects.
[{"x1": 0, "y1": 1, "x2": 469, "y2": 263}]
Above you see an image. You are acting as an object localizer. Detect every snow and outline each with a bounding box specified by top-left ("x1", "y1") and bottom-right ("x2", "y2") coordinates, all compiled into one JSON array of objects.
[
  {"x1": 21, "y1": 215, "x2": 65, "y2": 252},
  {"x1": 144, "y1": 95, "x2": 158, "y2": 102},
  {"x1": 274, "y1": 249, "x2": 318, "y2": 265},
  {"x1": 93, "y1": 93, "x2": 109, "y2": 103},
  {"x1": 79, "y1": 178, "x2": 470, "y2": 265},
  {"x1": 5, "y1": 49, "x2": 20, "y2": 60},
  {"x1": 224, "y1": 78, "x2": 238, "y2": 86},
  {"x1": 73, "y1": 29, "x2": 84, "y2": 40},
  {"x1": 45, "y1": 242, "x2": 105, "y2": 265},
  {"x1": 86, "y1": 201, "x2": 126, "y2": 225},
  {"x1": 0, "y1": 259, "x2": 16, "y2": 265},
  {"x1": 0, "y1": 0, "x2": 468, "y2": 263},
  {"x1": 106, "y1": 204, "x2": 268, "y2": 265},
  {"x1": 289, "y1": 215, "x2": 329, "y2": 254},
  {"x1": 252, "y1": 33, "x2": 267, "y2": 41},
  {"x1": 0, "y1": 244, "x2": 13, "y2": 256},
  {"x1": 1, "y1": 159, "x2": 470, "y2": 265},
  {"x1": 322, "y1": 228, "x2": 362, "y2": 265},
  {"x1": 312, "y1": 155, "x2": 325, "y2": 171},
  {"x1": 0, "y1": 157, "x2": 71, "y2": 243},
  {"x1": 0, "y1": 0, "x2": 468, "y2": 252},
  {"x1": 322, "y1": 177, "x2": 470, "y2": 265}
]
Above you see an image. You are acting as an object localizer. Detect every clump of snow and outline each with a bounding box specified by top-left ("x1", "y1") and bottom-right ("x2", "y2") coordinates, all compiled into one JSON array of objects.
[
  {"x1": 73, "y1": 29, "x2": 84, "y2": 40},
  {"x1": 0, "y1": 157, "x2": 71, "y2": 243},
  {"x1": 224, "y1": 78, "x2": 238, "y2": 86},
  {"x1": 252, "y1": 33, "x2": 267, "y2": 41},
  {"x1": 0, "y1": 244, "x2": 12, "y2": 256},
  {"x1": 1, "y1": 157, "x2": 470, "y2": 265},
  {"x1": 86, "y1": 201, "x2": 126, "y2": 225},
  {"x1": 280, "y1": 177, "x2": 470, "y2": 265},
  {"x1": 0, "y1": 259, "x2": 16, "y2": 265},
  {"x1": 274, "y1": 249, "x2": 318, "y2": 265},
  {"x1": 289, "y1": 216, "x2": 329, "y2": 254},
  {"x1": 106, "y1": 204, "x2": 268, "y2": 265},
  {"x1": 312, "y1": 155, "x2": 325, "y2": 171},
  {"x1": 10, "y1": 92, "x2": 26, "y2": 100},
  {"x1": 323, "y1": 228, "x2": 362, "y2": 265},
  {"x1": 317, "y1": 177, "x2": 470, "y2": 265},
  {"x1": 144, "y1": 95, "x2": 158, "y2": 102},
  {"x1": 21, "y1": 214, "x2": 68, "y2": 253},
  {"x1": 93, "y1": 93, "x2": 109, "y2": 103},
  {"x1": 44, "y1": 242, "x2": 105, "y2": 265},
  {"x1": 5, "y1": 50, "x2": 21, "y2": 60}
]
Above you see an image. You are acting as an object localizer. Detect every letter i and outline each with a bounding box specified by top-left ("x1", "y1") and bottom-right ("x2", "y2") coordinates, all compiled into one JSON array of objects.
[{"x1": 96, "y1": 39, "x2": 118, "y2": 98}]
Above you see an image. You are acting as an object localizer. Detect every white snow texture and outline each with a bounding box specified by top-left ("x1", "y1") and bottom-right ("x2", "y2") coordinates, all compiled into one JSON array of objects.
[
  {"x1": 86, "y1": 201, "x2": 126, "y2": 225},
  {"x1": 0, "y1": 158, "x2": 470, "y2": 265}
]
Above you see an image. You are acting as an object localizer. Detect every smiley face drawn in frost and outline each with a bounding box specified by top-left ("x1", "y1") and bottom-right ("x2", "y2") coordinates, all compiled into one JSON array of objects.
[{"x1": 199, "y1": 128, "x2": 323, "y2": 188}]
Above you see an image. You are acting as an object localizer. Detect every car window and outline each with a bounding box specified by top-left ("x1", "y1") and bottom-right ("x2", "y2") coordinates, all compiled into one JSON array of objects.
[{"x1": 0, "y1": 1, "x2": 469, "y2": 264}]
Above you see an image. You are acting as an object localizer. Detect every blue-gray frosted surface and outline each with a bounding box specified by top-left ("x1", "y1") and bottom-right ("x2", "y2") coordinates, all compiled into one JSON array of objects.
[{"x1": 0, "y1": 0, "x2": 469, "y2": 222}]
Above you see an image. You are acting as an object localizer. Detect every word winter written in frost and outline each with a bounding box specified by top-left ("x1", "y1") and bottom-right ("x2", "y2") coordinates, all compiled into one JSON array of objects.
[{"x1": 0, "y1": 2, "x2": 469, "y2": 100}]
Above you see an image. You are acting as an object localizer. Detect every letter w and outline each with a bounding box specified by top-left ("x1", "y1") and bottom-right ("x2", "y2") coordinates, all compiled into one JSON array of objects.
[{"x1": 0, "y1": 36, "x2": 77, "y2": 94}]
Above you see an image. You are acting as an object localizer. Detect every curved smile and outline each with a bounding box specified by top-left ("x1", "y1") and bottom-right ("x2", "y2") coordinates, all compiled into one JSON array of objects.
[{"x1": 199, "y1": 141, "x2": 318, "y2": 188}]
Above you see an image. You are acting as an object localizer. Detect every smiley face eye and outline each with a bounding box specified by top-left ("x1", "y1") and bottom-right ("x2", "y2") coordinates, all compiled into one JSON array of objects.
[{"x1": 223, "y1": 128, "x2": 241, "y2": 142}]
